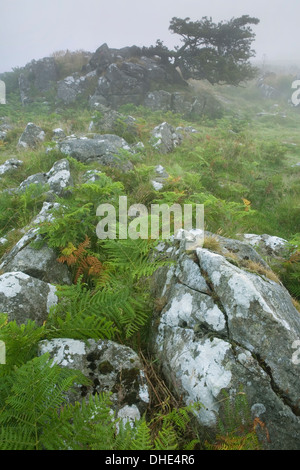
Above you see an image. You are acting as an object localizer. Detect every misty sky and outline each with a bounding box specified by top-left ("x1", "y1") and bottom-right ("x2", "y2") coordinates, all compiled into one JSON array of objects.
[{"x1": 0, "y1": 0, "x2": 299, "y2": 73}]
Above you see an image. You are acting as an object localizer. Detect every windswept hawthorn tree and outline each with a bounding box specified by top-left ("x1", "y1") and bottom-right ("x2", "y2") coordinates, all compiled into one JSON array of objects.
[{"x1": 145, "y1": 15, "x2": 260, "y2": 85}]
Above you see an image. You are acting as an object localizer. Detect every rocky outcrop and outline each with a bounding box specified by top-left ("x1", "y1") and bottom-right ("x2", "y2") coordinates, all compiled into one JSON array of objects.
[
  {"x1": 144, "y1": 89, "x2": 223, "y2": 119},
  {"x1": 19, "y1": 57, "x2": 58, "y2": 104},
  {"x1": 15, "y1": 43, "x2": 224, "y2": 119},
  {"x1": 86, "y1": 44, "x2": 185, "y2": 109},
  {"x1": 56, "y1": 71, "x2": 97, "y2": 104},
  {"x1": 54, "y1": 44, "x2": 185, "y2": 109},
  {"x1": 150, "y1": 231, "x2": 300, "y2": 450}
]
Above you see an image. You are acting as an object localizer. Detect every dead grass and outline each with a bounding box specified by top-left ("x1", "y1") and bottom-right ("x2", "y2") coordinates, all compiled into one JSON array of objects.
[
  {"x1": 242, "y1": 260, "x2": 281, "y2": 283},
  {"x1": 203, "y1": 235, "x2": 222, "y2": 253}
]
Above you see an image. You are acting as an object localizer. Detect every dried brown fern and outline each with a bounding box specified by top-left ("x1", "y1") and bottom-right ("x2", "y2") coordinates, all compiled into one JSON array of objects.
[{"x1": 57, "y1": 236, "x2": 106, "y2": 285}]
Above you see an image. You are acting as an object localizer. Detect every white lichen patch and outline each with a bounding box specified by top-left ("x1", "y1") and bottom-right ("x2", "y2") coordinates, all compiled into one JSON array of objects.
[
  {"x1": 171, "y1": 337, "x2": 232, "y2": 427},
  {"x1": 161, "y1": 265, "x2": 175, "y2": 297},
  {"x1": 163, "y1": 292, "x2": 194, "y2": 327},
  {"x1": 176, "y1": 256, "x2": 208, "y2": 292},
  {"x1": 39, "y1": 338, "x2": 86, "y2": 367},
  {"x1": 227, "y1": 272, "x2": 273, "y2": 314},
  {"x1": 0, "y1": 271, "x2": 29, "y2": 298},
  {"x1": 202, "y1": 303, "x2": 226, "y2": 331},
  {"x1": 198, "y1": 248, "x2": 274, "y2": 318},
  {"x1": 116, "y1": 405, "x2": 141, "y2": 431},
  {"x1": 32, "y1": 202, "x2": 61, "y2": 225},
  {"x1": 46, "y1": 285, "x2": 58, "y2": 313},
  {"x1": 211, "y1": 270, "x2": 221, "y2": 287},
  {"x1": 48, "y1": 170, "x2": 70, "y2": 187},
  {"x1": 139, "y1": 371, "x2": 150, "y2": 403}
]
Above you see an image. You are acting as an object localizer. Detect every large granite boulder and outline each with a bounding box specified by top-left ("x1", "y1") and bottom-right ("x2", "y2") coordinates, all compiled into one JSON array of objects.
[
  {"x1": 0, "y1": 271, "x2": 57, "y2": 326},
  {"x1": 0, "y1": 198, "x2": 72, "y2": 286},
  {"x1": 94, "y1": 62, "x2": 149, "y2": 108},
  {"x1": 58, "y1": 135, "x2": 133, "y2": 171},
  {"x1": 18, "y1": 123, "x2": 45, "y2": 149},
  {"x1": 18, "y1": 158, "x2": 73, "y2": 196},
  {"x1": 0, "y1": 158, "x2": 23, "y2": 177},
  {"x1": 87, "y1": 43, "x2": 114, "y2": 75},
  {"x1": 38, "y1": 338, "x2": 150, "y2": 420},
  {"x1": 150, "y1": 232, "x2": 300, "y2": 450},
  {"x1": 56, "y1": 71, "x2": 97, "y2": 104}
]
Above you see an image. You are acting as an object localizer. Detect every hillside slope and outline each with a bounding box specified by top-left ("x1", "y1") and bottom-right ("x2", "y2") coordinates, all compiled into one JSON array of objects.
[{"x1": 0, "y1": 48, "x2": 300, "y2": 450}]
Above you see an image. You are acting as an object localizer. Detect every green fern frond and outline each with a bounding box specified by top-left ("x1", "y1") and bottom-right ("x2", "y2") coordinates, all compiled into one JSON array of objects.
[
  {"x1": 42, "y1": 393, "x2": 117, "y2": 450},
  {"x1": 154, "y1": 424, "x2": 178, "y2": 450},
  {"x1": 37, "y1": 203, "x2": 95, "y2": 248},
  {"x1": 0, "y1": 314, "x2": 46, "y2": 374},
  {"x1": 52, "y1": 280, "x2": 151, "y2": 339},
  {"x1": 100, "y1": 238, "x2": 167, "y2": 282},
  {"x1": 48, "y1": 311, "x2": 117, "y2": 340},
  {"x1": 0, "y1": 354, "x2": 86, "y2": 450},
  {"x1": 128, "y1": 418, "x2": 153, "y2": 450},
  {"x1": 157, "y1": 403, "x2": 201, "y2": 435}
]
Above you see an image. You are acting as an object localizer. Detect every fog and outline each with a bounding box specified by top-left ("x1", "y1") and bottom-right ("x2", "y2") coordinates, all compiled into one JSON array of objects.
[{"x1": 0, "y1": 0, "x2": 299, "y2": 73}]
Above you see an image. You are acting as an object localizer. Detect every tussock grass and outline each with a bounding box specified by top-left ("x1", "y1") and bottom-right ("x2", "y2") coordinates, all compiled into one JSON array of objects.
[{"x1": 241, "y1": 260, "x2": 281, "y2": 284}]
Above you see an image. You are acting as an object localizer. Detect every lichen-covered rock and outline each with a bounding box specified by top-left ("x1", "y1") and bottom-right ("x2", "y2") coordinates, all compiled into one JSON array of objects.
[
  {"x1": 38, "y1": 338, "x2": 150, "y2": 416},
  {"x1": 151, "y1": 232, "x2": 300, "y2": 449},
  {"x1": 46, "y1": 158, "x2": 73, "y2": 196},
  {"x1": 18, "y1": 123, "x2": 45, "y2": 148},
  {"x1": 0, "y1": 271, "x2": 57, "y2": 325},
  {"x1": 58, "y1": 135, "x2": 133, "y2": 171},
  {"x1": 56, "y1": 71, "x2": 97, "y2": 104},
  {"x1": 0, "y1": 158, "x2": 23, "y2": 176},
  {"x1": 144, "y1": 90, "x2": 172, "y2": 112},
  {"x1": 150, "y1": 122, "x2": 182, "y2": 154},
  {"x1": 52, "y1": 128, "x2": 66, "y2": 141},
  {"x1": 151, "y1": 165, "x2": 169, "y2": 191},
  {"x1": 239, "y1": 233, "x2": 290, "y2": 258},
  {"x1": 0, "y1": 203, "x2": 71, "y2": 285},
  {"x1": 18, "y1": 158, "x2": 73, "y2": 196},
  {"x1": 205, "y1": 231, "x2": 271, "y2": 267},
  {"x1": 0, "y1": 242, "x2": 71, "y2": 285}
]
